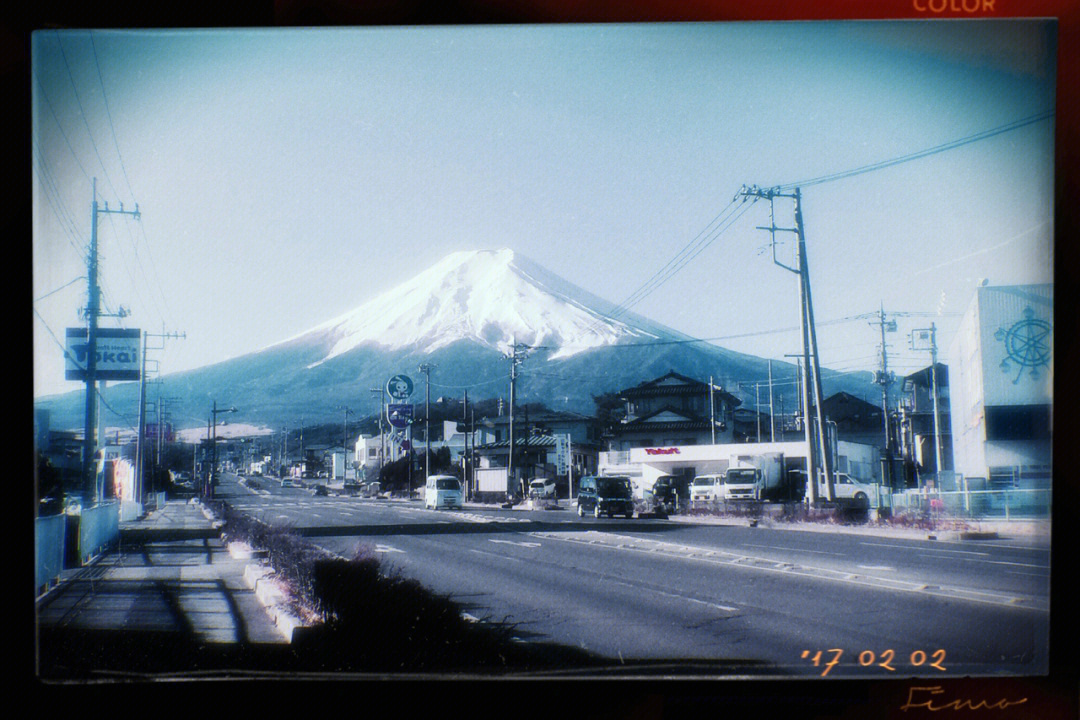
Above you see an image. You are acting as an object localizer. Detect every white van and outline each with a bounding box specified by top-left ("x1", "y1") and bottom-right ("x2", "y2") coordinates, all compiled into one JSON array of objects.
[
  {"x1": 425, "y1": 475, "x2": 463, "y2": 510},
  {"x1": 690, "y1": 474, "x2": 724, "y2": 505}
]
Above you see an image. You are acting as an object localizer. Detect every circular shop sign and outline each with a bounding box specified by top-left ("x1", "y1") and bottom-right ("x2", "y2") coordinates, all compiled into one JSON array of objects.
[{"x1": 387, "y1": 374, "x2": 414, "y2": 400}]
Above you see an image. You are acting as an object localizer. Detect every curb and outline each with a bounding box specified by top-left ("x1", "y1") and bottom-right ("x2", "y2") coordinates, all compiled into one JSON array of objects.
[{"x1": 235, "y1": 549, "x2": 307, "y2": 642}]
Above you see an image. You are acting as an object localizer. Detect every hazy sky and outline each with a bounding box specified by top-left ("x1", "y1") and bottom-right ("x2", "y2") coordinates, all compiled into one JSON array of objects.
[{"x1": 33, "y1": 21, "x2": 1055, "y2": 404}]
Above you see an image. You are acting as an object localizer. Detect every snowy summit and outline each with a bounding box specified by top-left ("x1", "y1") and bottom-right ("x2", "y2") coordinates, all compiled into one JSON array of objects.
[{"x1": 294, "y1": 249, "x2": 665, "y2": 366}]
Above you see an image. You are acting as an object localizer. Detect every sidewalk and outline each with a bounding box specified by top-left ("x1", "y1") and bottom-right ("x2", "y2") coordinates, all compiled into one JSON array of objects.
[{"x1": 36, "y1": 499, "x2": 293, "y2": 679}]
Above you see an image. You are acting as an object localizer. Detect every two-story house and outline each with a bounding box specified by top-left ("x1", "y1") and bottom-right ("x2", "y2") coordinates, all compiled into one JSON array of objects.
[{"x1": 611, "y1": 371, "x2": 740, "y2": 451}]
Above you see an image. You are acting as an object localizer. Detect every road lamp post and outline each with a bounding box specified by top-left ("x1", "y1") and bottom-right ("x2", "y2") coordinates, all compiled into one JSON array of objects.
[{"x1": 207, "y1": 401, "x2": 237, "y2": 498}]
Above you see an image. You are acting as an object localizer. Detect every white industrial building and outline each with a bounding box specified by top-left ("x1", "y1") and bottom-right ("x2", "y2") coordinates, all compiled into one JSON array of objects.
[{"x1": 948, "y1": 284, "x2": 1052, "y2": 488}]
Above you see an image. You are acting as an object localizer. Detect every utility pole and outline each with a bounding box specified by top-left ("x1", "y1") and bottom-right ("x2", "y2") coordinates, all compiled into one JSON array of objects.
[
  {"x1": 506, "y1": 337, "x2": 530, "y2": 499},
  {"x1": 336, "y1": 406, "x2": 352, "y2": 480},
  {"x1": 80, "y1": 178, "x2": 140, "y2": 504},
  {"x1": 930, "y1": 324, "x2": 944, "y2": 485},
  {"x1": 928, "y1": 324, "x2": 945, "y2": 483},
  {"x1": 909, "y1": 323, "x2": 945, "y2": 490},
  {"x1": 768, "y1": 360, "x2": 775, "y2": 442},
  {"x1": 743, "y1": 182, "x2": 834, "y2": 505},
  {"x1": 709, "y1": 376, "x2": 716, "y2": 445},
  {"x1": 462, "y1": 390, "x2": 469, "y2": 499},
  {"x1": 871, "y1": 304, "x2": 897, "y2": 492},
  {"x1": 370, "y1": 387, "x2": 386, "y2": 474},
  {"x1": 418, "y1": 363, "x2": 437, "y2": 480},
  {"x1": 755, "y1": 383, "x2": 762, "y2": 442},
  {"x1": 210, "y1": 401, "x2": 237, "y2": 496}
]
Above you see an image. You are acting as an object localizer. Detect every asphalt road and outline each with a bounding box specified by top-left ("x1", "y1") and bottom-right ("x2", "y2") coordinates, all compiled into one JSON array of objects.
[{"x1": 220, "y1": 474, "x2": 1050, "y2": 678}]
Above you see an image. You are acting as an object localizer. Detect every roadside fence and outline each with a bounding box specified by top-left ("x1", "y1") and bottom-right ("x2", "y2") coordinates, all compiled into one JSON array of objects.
[
  {"x1": 890, "y1": 488, "x2": 1051, "y2": 520},
  {"x1": 35, "y1": 513, "x2": 66, "y2": 596}
]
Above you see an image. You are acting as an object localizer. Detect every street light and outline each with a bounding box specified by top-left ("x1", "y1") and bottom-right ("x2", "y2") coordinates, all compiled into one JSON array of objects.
[{"x1": 206, "y1": 400, "x2": 237, "y2": 498}]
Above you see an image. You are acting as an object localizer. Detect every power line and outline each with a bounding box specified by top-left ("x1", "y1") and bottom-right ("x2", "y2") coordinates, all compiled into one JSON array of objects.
[
  {"x1": 599, "y1": 197, "x2": 742, "y2": 324},
  {"x1": 34, "y1": 276, "x2": 86, "y2": 303},
  {"x1": 54, "y1": 31, "x2": 121, "y2": 203},
  {"x1": 33, "y1": 306, "x2": 80, "y2": 366},
  {"x1": 31, "y1": 142, "x2": 83, "y2": 238},
  {"x1": 613, "y1": 198, "x2": 758, "y2": 319},
  {"x1": 32, "y1": 160, "x2": 87, "y2": 259},
  {"x1": 95, "y1": 386, "x2": 137, "y2": 432},
  {"x1": 88, "y1": 31, "x2": 136, "y2": 204},
  {"x1": 777, "y1": 109, "x2": 1054, "y2": 190},
  {"x1": 34, "y1": 73, "x2": 93, "y2": 186}
]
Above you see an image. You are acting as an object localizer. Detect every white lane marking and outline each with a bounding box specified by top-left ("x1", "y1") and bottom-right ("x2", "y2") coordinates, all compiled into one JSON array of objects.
[
  {"x1": 489, "y1": 539, "x2": 542, "y2": 548},
  {"x1": 743, "y1": 543, "x2": 844, "y2": 556},
  {"x1": 980, "y1": 559, "x2": 1049, "y2": 570},
  {"x1": 857, "y1": 565, "x2": 896, "y2": 571},
  {"x1": 375, "y1": 544, "x2": 405, "y2": 554},
  {"x1": 859, "y1": 541, "x2": 990, "y2": 556},
  {"x1": 608, "y1": 578, "x2": 738, "y2": 613}
]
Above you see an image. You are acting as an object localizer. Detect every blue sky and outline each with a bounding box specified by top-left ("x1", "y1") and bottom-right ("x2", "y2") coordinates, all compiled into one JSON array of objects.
[{"x1": 33, "y1": 21, "x2": 1055, "y2": 403}]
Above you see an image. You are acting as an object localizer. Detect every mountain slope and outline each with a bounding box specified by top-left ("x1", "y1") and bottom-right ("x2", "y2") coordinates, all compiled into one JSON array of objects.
[
  {"x1": 277, "y1": 249, "x2": 677, "y2": 365},
  {"x1": 35, "y1": 249, "x2": 875, "y2": 431}
]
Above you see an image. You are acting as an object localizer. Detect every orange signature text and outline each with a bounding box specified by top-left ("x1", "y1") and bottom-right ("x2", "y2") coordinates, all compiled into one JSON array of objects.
[{"x1": 901, "y1": 686, "x2": 1028, "y2": 712}]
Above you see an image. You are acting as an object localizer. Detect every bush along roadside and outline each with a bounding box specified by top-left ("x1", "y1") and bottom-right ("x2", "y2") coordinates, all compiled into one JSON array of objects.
[{"x1": 204, "y1": 499, "x2": 602, "y2": 673}]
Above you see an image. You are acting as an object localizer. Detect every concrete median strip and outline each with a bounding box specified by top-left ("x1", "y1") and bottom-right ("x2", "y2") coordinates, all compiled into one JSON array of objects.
[{"x1": 231, "y1": 542, "x2": 307, "y2": 642}]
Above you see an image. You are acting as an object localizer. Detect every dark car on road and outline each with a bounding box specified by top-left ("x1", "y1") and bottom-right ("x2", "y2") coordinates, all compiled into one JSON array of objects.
[
  {"x1": 646, "y1": 475, "x2": 678, "y2": 516},
  {"x1": 577, "y1": 475, "x2": 634, "y2": 518}
]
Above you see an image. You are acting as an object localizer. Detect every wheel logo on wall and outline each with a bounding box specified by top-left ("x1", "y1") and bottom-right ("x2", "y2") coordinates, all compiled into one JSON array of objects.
[{"x1": 994, "y1": 306, "x2": 1051, "y2": 384}]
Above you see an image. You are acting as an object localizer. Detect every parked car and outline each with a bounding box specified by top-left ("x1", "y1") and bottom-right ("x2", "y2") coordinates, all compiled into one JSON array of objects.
[
  {"x1": 577, "y1": 476, "x2": 634, "y2": 519},
  {"x1": 425, "y1": 475, "x2": 463, "y2": 509},
  {"x1": 313, "y1": 484, "x2": 329, "y2": 496},
  {"x1": 281, "y1": 478, "x2": 296, "y2": 488},
  {"x1": 528, "y1": 477, "x2": 557, "y2": 499}
]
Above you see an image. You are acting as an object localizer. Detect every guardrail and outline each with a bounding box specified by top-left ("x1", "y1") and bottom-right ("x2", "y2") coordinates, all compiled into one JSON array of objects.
[
  {"x1": 79, "y1": 501, "x2": 119, "y2": 564},
  {"x1": 890, "y1": 489, "x2": 1051, "y2": 519},
  {"x1": 35, "y1": 513, "x2": 66, "y2": 595}
]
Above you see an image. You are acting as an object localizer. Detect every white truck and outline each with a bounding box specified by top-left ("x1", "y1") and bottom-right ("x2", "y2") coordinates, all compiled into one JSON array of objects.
[{"x1": 719, "y1": 466, "x2": 762, "y2": 501}]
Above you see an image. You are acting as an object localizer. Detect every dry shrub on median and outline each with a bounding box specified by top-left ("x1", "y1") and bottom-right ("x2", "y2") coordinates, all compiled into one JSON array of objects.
[{"x1": 213, "y1": 499, "x2": 590, "y2": 671}]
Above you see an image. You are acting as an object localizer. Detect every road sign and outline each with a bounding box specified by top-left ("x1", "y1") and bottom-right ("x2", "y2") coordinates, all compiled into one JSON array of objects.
[
  {"x1": 65, "y1": 327, "x2": 140, "y2": 381},
  {"x1": 387, "y1": 403, "x2": 413, "y2": 429},
  {"x1": 387, "y1": 374, "x2": 414, "y2": 399},
  {"x1": 555, "y1": 434, "x2": 570, "y2": 475}
]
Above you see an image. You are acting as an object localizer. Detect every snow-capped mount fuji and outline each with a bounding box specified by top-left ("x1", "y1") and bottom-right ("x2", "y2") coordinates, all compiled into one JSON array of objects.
[
  {"x1": 281, "y1": 248, "x2": 678, "y2": 365},
  {"x1": 36, "y1": 249, "x2": 875, "y2": 431}
]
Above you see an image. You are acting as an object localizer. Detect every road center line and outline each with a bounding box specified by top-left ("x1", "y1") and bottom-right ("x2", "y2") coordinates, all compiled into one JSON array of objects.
[
  {"x1": 608, "y1": 578, "x2": 738, "y2": 613},
  {"x1": 859, "y1": 541, "x2": 990, "y2": 556},
  {"x1": 743, "y1": 543, "x2": 844, "y2": 556}
]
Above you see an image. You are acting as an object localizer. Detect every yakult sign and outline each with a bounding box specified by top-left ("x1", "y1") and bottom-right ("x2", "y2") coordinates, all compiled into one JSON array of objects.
[
  {"x1": 65, "y1": 328, "x2": 140, "y2": 381},
  {"x1": 644, "y1": 447, "x2": 680, "y2": 455}
]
